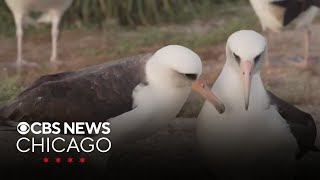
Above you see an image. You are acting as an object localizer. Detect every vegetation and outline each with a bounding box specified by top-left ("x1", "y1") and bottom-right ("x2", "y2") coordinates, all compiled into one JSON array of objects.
[
  {"x1": 0, "y1": 76, "x2": 22, "y2": 106},
  {"x1": 66, "y1": 0, "x2": 246, "y2": 25},
  {"x1": 0, "y1": 0, "x2": 247, "y2": 36}
]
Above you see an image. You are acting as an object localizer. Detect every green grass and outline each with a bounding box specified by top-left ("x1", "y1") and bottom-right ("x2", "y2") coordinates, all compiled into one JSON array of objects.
[
  {"x1": 102, "y1": 5, "x2": 258, "y2": 58},
  {"x1": 316, "y1": 13, "x2": 320, "y2": 22},
  {"x1": 0, "y1": 76, "x2": 22, "y2": 106},
  {"x1": 193, "y1": 16, "x2": 259, "y2": 48}
]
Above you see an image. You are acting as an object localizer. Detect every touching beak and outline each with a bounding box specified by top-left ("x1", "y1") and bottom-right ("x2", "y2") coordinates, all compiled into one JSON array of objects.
[
  {"x1": 192, "y1": 77, "x2": 225, "y2": 114},
  {"x1": 240, "y1": 61, "x2": 253, "y2": 111}
]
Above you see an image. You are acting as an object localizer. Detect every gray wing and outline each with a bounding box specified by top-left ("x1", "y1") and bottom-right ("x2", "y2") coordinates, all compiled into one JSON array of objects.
[
  {"x1": 271, "y1": 0, "x2": 319, "y2": 26},
  {"x1": 0, "y1": 54, "x2": 151, "y2": 125},
  {"x1": 267, "y1": 90, "x2": 319, "y2": 159}
]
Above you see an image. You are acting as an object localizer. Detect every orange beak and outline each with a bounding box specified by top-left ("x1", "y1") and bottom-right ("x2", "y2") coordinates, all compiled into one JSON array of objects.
[
  {"x1": 240, "y1": 61, "x2": 253, "y2": 110},
  {"x1": 192, "y1": 77, "x2": 225, "y2": 114}
]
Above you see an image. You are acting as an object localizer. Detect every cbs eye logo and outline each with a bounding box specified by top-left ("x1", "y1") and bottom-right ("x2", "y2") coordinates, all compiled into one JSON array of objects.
[{"x1": 17, "y1": 122, "x2": 30, "y2": 135}]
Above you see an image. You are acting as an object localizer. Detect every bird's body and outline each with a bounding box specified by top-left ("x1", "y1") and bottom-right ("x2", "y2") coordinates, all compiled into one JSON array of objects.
[
  {"x1": 0, "y1": 54, "x2": 149, "y2": 124},
  {"x1": 0, "y1": 45, "x2": 224, "y2": 145},
  {"x1": 197, "y1": 30, "x2": 318, "y2": 180},
  {"x1": 197, "y1": 64, "x2": 297, "y2": 179},
  {"x1": 0, "y1": 46, "x2": 225, "y2": 177},
  {"x1": 271, "y1": 0, "x2": 320, "y2": 27},
  {"x1": 249, "y1": 0, "x2": 319, "y2": 68},
  {"x1": 249, "y1": 0, "x2": 285, "y2": 32},
  {"x1": 5, "y1": 0, "x2": 73, "y2": 68},
  {"x1": 250, "y1": 0, "x2": 319, "y2": 32},
  {"x1": 5, "y1": 0, "x2": 73, "y2": 15}
]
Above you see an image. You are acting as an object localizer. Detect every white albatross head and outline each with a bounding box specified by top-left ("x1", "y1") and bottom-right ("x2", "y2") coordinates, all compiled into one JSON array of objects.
[
  {"x1": 226, "y1": 30, "x2": 266, "y2": 110},
  {"x1": 146, "y1": 45, "x2": 225, "y2": 114}
]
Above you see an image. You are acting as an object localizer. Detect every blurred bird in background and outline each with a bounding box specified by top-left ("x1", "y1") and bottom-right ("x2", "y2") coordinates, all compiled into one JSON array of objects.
[
  {"x1": 249, "y1": 0, "x2": 319, "y2": 68},
  {"x1": 4, "y1": 0, "x2": 73, "y2": 69}
]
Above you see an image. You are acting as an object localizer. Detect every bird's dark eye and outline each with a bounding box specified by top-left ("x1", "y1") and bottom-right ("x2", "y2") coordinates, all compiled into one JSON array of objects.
[
  {"x1": 233, "y1": 52, "x2": 240, "y2": 64},
  {"x1": 184, "y1": 74, "x2": 198, "y2": 80},
  {"x1": 254, "y1": 54, "x2": 262, "y2": 63}
]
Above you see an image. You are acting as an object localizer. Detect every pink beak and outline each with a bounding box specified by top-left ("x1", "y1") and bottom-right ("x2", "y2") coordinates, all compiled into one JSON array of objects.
[
  {"x1": 240, "y1": 61, "x2": 253, "y2": 110},
  {"x1": 192, "y1": 77, "x2": 225, "y2": 114}
]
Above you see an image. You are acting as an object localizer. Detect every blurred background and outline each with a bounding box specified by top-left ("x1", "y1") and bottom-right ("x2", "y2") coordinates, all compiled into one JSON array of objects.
[{"x1": 0, "y1": 0, "x2": 319, "y2": 117}]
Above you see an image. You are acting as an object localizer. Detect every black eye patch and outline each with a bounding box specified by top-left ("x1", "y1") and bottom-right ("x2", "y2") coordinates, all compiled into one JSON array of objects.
[
  {"x1": 254, "y1": 54, "x2": 262, "y2": 64},
  {"x1": 233, "y1": 52, "x2": 240, "y2": 64},
  {"x1": 184, "y1": 74, "x2": 198, "y2": 80}
]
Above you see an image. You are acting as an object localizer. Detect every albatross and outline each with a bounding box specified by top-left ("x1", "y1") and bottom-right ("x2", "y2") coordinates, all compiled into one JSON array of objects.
[
  {"x1": 0, "y1": 45, "x2": 225, "y2": 144},
  {"x1": 249, "y1": 0, "x2": 319, "y2": 68},
  {"x1": 4, "y1": 0, "x2": 73, "y2": 68},
  {"x1": 197, "y1": 30, "x2": 318, "y2": 180}
]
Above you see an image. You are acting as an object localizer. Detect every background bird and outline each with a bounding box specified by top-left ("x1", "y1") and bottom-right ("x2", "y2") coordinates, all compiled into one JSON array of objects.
[
  {"x1": 249, "y1": 0, "x2": 319, "y2": 68},
  {"x1": 197, "y1": 30, "x2": 318, "y2": 180},
  {"x1": 4, "y1": 0, "x2": 73, "y2": 69}
]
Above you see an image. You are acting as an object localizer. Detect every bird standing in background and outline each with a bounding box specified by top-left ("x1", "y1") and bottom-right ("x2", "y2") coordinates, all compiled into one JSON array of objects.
[
  {"x1": 197, "y1": 30, "x2": 318, "y2": 180},
  {"x1": 4, "y1": 0, "x2": 73, "y2": 69},
  {"x1": 249, "y1": 0, "x2": 319, "y2": 68}
]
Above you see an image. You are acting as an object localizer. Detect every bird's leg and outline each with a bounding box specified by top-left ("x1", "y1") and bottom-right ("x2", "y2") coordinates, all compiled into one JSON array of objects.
[
  {"x1": 13, "y1": 13, "x2": 39, "y2": 71},
  {"x1": 50, "y1": 15, "x2": 62, "y2": 65},
  {"x1": 14, "y1": 13, "x2": 23, "y2": 68}
]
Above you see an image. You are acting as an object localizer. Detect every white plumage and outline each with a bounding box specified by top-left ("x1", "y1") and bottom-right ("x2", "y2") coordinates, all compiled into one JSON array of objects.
[
  {"x1": 249, "y1": 0, "x2": 283, "y2": 32},
  {"x1": 5, "y1": 0, "x2": 73, "y2": 67},
  {"x1": 108, "y1": 45, "x2": 224, "y2": 145},
  {"x1": 197, "y1": 30, "x2": 297, "y2": 180}
]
